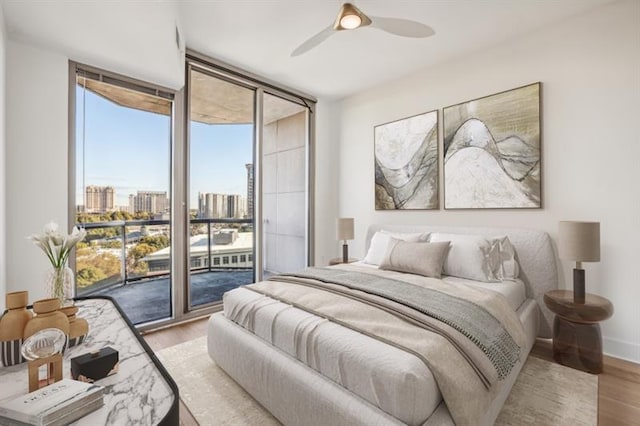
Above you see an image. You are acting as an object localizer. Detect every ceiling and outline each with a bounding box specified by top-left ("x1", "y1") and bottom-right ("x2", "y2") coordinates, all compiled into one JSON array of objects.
[{"x1": 1, "y1": 0, "x2": 617, "y2": 100}]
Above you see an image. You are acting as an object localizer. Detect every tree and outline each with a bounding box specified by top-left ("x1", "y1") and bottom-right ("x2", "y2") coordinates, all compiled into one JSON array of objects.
[
  {"x1": 139, "y1": 235, "x2": 170, "y2": 250},
  {"x1": 126, "y1": 243, "x2": 155, "y2": 276}
]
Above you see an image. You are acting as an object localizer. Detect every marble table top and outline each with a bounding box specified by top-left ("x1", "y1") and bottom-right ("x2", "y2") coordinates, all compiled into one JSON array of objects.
[{"x1": 0, "y1": 298, "x2": 177, "y2": 425}]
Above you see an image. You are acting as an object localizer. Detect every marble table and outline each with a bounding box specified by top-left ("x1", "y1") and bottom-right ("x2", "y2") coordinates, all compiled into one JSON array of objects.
[{"x1": 0, "y1": 297, "x2": 179, "y2": 425}]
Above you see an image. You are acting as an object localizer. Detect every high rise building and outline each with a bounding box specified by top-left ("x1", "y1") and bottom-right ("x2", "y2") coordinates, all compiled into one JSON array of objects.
[
  {"x1": 129, "y1": 191, "x2": 169, "y2": 214},
  {"x1": 85, "y1": 186, "x2": 115, "y2": 213},
  {"x1": 227, "y1": 195, "x2": 246, "y2": 219},
  {"x1": 245, "y1": 163, "x2": 254, "y2": 218},
  {"x1": 198, "y1": 193, "x2": 228, "y2": 219}
]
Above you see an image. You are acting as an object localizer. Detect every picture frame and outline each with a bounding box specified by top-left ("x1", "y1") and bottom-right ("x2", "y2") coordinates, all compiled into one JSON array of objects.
[
  {"x1": 442, "y1": 82, "x2": 541, "y2": 209},
  {"x1": 374, "y1": 110, "x2": 439, "y2": 210}
]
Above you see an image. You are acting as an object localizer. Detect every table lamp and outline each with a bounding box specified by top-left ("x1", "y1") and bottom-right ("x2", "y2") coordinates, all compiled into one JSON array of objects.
[
  {"x1": 336, "y1": 218, "x2": 354, "y2": 263},
  {"x1": 558, "y1": 221, "x2": 600, "y2": 304}
]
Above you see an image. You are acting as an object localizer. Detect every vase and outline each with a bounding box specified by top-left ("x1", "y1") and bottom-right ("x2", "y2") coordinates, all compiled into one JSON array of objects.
[
  {"x1": 0, "y1": 291, "x2": 34, "y2": 366},
  {"x1": 23, "y1": 298, "x2": 70, "y2": 353},
  {"x1": 60, "y1": 306, "x2": 89, "y2": 348},
  {"x1": 47, "y1": 265, "x2": 74, "y2": 307}
]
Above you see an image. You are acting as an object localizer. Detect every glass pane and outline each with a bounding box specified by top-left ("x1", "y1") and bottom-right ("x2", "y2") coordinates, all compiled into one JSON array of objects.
[
  {"x1": 262, "y1": 93, "x2": 308, "y2": 277},
  {"x1": 188, "y1": 69, "x2": 255, "y2": 308},
  {"x1": 74, "y1": 75, "x2": 173, "y2": 325}
]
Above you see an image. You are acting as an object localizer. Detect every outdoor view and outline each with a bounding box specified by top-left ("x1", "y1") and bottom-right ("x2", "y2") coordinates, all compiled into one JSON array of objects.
[{"x1": 74, "y1": 70, "x2": 256, "y2": 324}]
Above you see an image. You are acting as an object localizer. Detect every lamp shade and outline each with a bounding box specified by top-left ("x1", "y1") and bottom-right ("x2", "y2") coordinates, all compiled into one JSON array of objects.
[
  {"x1": 336, "y1": 218, "x2": 354, "y2": 241},
  {"x1": 558, "y1": 221, "x2": 600, "y2": 262}
]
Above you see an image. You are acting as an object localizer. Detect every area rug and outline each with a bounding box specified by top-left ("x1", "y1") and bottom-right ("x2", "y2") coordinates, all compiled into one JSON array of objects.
[{"x1": 156, "y1": 337, "x2": 597, "y2": 425}]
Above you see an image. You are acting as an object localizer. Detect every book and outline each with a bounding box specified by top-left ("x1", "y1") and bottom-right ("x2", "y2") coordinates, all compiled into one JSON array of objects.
[{"x1": 0, "y1": 379, "x2": 103, "y2": 426}]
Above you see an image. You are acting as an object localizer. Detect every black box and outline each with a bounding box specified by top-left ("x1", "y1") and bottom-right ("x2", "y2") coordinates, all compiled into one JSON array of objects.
[{"x1": 70, "y1": 347, "x2": 119, "y2": 383}]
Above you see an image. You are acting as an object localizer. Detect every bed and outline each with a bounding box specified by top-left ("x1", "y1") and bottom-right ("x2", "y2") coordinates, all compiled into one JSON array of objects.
[{"x1": 207, "y1": 225, "x2": 558, "y2": 426}]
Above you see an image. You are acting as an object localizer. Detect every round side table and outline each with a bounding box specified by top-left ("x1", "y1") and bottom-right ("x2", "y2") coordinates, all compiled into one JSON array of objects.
[{"x1": 543, "y1": 289, "x2": 613, "y2": 374}]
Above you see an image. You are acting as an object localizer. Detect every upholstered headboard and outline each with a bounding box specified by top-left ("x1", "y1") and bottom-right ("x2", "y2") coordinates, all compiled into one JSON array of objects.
[{"x1": 365, "y1": 224, "x2": 558, "y2": 338}]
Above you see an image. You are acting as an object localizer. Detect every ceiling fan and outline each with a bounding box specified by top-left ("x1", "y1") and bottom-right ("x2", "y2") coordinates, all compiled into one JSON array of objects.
[{"x1": 291, "y1": 2, "x2": 435, "y2": 57}]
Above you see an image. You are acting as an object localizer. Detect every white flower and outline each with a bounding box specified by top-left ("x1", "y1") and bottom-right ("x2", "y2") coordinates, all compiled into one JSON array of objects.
[{"x1": 29, "y1": 222, "x2": 86, "y2": 269}]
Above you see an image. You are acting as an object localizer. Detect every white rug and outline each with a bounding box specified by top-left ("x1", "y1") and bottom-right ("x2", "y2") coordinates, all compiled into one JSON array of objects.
[{"x1": 156, "y1": 337, "x2": 597, "y2": 426}]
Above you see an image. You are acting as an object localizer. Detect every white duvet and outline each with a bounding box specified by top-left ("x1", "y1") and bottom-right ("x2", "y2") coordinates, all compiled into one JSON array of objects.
[{"x1": 223, "y1": 275, "x2": 526, "y2": 426}]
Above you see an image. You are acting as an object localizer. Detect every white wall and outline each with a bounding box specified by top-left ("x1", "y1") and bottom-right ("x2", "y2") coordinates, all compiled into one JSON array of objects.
[
  {"x1": 313, "y1": 98, "x2": 340, "y2": 266},
  {"x1": 5, "y1": 40, "x2": 69, "y2": 303},
  {"x1": 336, "y1": 0, "x2": 640, "y2": 362},
  {"x1": 0, "y1": 6, "x2": 6, "y2": 311}
]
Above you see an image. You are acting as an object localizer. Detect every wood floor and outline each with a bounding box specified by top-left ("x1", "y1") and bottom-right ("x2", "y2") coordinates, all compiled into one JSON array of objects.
[{"x1": 144, "y1": 317, "x2": 640, "y2": 426}]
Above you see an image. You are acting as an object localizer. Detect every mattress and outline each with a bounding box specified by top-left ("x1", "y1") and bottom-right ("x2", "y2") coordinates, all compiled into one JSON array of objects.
[{"x1": 223, "y1": 272, "x2": 528, "y2": 426}]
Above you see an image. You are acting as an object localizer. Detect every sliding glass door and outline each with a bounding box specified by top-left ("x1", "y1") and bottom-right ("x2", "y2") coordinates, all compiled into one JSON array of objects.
[{"x1": 186, "y1": 66, "x2": 256, "y2": 308}]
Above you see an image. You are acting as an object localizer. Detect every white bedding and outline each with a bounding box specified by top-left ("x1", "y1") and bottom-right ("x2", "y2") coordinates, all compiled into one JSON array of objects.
[
  {"x1": 352, "y1": 261, "x2": 527, "y2": 311},
  {"x1": 223, "y1": 272, "x2": 527, "y2": 426}
]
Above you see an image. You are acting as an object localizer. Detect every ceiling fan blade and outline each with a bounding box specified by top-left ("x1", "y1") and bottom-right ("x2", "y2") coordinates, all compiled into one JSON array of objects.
[
  {"x1": 291, "y1": 25, "x2": 335, "y2": 57},
  {"x1": 370, "y1": 16, "x2": 435, "y2": 38}
]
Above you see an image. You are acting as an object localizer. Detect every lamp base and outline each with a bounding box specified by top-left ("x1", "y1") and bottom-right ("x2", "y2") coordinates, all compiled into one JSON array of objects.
[
  {"x1": 573, "y1": 268, "x2": 585, "y2": 304},
  {"x1": 342, "y1": 243, "x2": 349, "y2": 263}
]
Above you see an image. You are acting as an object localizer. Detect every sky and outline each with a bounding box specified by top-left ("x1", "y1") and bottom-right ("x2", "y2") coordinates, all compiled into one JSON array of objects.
[{"x1": 75, "y1": 85, "x2": 253, "y2": 209}]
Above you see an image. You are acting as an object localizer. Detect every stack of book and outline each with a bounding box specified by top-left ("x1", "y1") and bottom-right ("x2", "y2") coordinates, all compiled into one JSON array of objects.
[{"x1": 0, "y1": 379, "x2": 103, "y2": 426}]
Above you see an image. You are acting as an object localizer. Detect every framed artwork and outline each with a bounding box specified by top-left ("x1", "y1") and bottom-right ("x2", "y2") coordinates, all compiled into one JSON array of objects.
[
  {"x1": 374, "y1": 110, "x2": 439, "y2": 210},
  {"x1": 443, "y1": 82, "x2": 541, "y2": 209}
]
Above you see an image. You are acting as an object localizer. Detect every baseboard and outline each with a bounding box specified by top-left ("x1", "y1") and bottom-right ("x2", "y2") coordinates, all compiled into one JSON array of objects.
[{"x1": 604, "y1": 337, "x2": 640, "y2": 364}]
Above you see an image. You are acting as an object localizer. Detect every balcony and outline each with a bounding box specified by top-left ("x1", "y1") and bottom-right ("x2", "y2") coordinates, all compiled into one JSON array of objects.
[{"x1": 76, "y1": 218, "x2": 255, "y2": 325}]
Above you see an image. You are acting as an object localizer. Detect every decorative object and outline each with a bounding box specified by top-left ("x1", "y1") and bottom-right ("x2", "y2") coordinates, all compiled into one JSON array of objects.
[
  {"x1": 71, "y1": 347, "x2": 119, "y2": 383},
  {"x1": 558, "y1": 221, "x2": 600, "y2": 304},
  {"x1": 443, "y1": 83, "x2": 541, "y2": 209},
  {"x1": 374, "y1": 110, "x2": 439, "y2": 210},
  {"x1": 336, "y1": 218, "x2": 354, "y2": 263},
  {"x1": 544, "y1": 290, "x2": 613, "y2": 374},
  {"x1": 60, "y1": 306, "x2": 89, "y2": 347},
  {"x1": 29, "y1": 221, "x2": 86, "y2": 306},
  {"x1": 0, "y1": 379, "x2": 103, "y2": 425},
  {"x1": 23, "y1": 298, "x2": 70, "y2": 346},
  {"x1": 21, "y1": 328, "x2": 66, "y2": 392},
  {"x1": 0, "y1": 291, "x2": 33, "y2": 367},
  {"x1": 157, "y1": 337, "x2": 597, "y2": 426}
]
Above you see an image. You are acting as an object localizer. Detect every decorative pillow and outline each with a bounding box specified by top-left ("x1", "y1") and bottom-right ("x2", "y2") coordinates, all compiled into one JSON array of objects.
[
  {"x1": 379, "y1": 239, "x2": 451, "y2": 278},
  {"x1": 429, "y1": 233, "x2": 500, "y2": 282},
  {"x1": 363, "y1": 231, "x2": 430, "y2": 266},
  {"x1": 491, "y1": 236, "x2": 520, "y2": 280}
]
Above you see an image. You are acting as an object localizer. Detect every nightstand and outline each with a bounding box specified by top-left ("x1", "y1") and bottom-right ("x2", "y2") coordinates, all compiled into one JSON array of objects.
[
  {"x1": 328, "y1": 257, "x2": 358, "y2": 266},
  {"x1": 543, "y1": 289, "x2": 613, "y2": 374}
]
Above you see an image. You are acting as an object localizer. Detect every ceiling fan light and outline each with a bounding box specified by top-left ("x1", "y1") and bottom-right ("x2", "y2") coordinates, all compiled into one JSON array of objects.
[
  {"x1": 334, "y1": 2, "x2": 372, "y2": 31},
  {"x1": 340, "y1": 14, "x2": 361, "y2": 30}
]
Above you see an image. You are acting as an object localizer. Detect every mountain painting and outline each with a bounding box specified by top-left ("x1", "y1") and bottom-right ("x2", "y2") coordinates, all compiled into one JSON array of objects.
[
  {"x1": 374, "y1": 110, "x2": 439, "y2": 210},
  {"x1": 443, "y1": 83, "x2": 541, "y2": 209}
]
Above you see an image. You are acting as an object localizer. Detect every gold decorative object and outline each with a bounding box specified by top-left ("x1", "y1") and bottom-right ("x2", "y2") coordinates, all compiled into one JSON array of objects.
[
  {"x1": 23, "y1": 298, "x2": 70, "y2": 342},
  {"x1": 60, "y1": 306, "x2": 89, "y2": 347},
  {"x1": 0, "y1": 291, "x2": 34, "y2": 366}
]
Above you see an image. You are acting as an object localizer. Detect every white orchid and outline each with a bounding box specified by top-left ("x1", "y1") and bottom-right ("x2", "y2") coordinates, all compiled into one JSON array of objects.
[{"x1": 29, "y1": 222, "x2": 87, "y2": 269}]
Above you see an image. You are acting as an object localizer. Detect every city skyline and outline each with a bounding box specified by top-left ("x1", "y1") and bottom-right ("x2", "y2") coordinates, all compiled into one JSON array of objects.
[{"x1": 75, "y1": 84, "x2": 253, "y2": 209}]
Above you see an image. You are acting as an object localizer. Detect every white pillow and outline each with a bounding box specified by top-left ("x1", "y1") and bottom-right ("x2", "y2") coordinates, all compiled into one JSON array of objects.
[
  {"x1": 492, "y1": 236, "x2": 520, "y2": 281},
  {"x1": 429, "y1": 233, "x2": 500, "y2": 282},
  {"x1": 379, "y1": 239, "x2": 451, "y2": 278},
  {"x1": 363, "y1": 230, "x2": 430, "y2": 266}
]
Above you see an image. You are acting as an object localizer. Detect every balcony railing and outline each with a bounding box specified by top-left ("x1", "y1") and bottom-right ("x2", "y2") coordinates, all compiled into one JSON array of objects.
[{"x1": 75, "y1": 218, "x2": 253, "y2": 296}]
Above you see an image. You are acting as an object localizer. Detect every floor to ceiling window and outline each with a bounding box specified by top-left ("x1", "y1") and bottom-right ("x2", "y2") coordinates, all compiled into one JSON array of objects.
[
  {"x1": 71, "y1": 54, "x2": 316, "y2": 328},
  {"x1": 72, "y1": 65, "x2": 174, "y2": 325},
  {"x1": 186, "y1": 66, "x2": 256, "y2": 308}
]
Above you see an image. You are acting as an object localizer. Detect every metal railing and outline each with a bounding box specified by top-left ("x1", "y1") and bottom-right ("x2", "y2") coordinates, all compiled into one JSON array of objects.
[{"x1": 76, "y1": 217, "x2": 253, "y2": 294}]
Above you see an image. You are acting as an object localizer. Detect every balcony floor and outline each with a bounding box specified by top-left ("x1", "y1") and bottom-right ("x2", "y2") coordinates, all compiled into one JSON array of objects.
[{"x1": 95, "y1": 270, "x2": 254, "y2": 325}]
